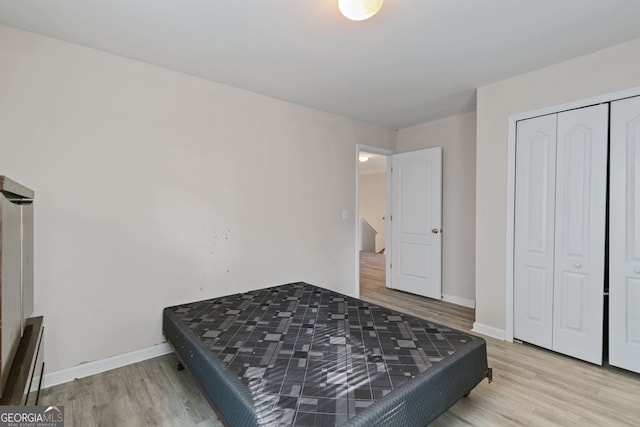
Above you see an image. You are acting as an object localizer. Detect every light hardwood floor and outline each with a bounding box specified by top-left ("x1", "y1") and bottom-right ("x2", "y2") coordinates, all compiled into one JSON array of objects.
[
  {"x1": 42, "y1": 353, "x2": 222, "y2": 427},
  {"x1": 42, "y1": 253, "x2": 640, "y2": 426},
  {"x1": 359, "y1": 251, "x2": 640, "y2": 426}
]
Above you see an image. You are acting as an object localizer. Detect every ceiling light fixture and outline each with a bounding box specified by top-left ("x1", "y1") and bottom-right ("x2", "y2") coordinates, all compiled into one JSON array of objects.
[
  {"x1": 339, "y1": 0, "x2": 384, "y2": 21},
  {"x1": 359, "y1": 155, "x2": 369, "y2": 162}
]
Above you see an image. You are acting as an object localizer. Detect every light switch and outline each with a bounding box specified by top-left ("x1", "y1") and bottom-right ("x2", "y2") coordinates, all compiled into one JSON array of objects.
[{"x1": 342, "y1": 209, "x2": 349, "y2": 220}]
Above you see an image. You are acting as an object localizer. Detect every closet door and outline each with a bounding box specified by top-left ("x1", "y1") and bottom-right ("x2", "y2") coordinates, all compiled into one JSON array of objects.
[
  {"x1": 514, "y1": 114, "x2": 557, "y2": 348},
  {"x1": 552, "y1": 104, "x2": 608, "y2": 365},
  {"x1": 610, "y1": 96, "x2": 640, "y2": 374}
]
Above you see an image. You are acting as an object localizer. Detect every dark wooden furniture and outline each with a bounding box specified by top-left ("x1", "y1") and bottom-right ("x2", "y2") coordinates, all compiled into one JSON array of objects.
[
  {"x1": 1, "y1": 176, "x2": 39, "y2": 405},
  {"x1": 0, "y1": 316, "x2": 44, "y2": 405}
]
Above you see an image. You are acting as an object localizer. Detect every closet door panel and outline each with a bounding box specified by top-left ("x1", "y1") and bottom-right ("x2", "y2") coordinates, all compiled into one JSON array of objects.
[
  {"x1": 610, "y1": 95, "x2": 640, "y2": 374},
  {"x1": 552, "y1": 104, "x2": 608, "y2": 365},
  {"x1": 514, "y1": 114, "x2": 557, "y2": 348}
]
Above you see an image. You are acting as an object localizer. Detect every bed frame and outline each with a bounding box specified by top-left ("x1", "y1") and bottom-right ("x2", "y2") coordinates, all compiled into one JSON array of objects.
[{"x1": 163, "y1": 282, "x2": 491, "y2": 426}]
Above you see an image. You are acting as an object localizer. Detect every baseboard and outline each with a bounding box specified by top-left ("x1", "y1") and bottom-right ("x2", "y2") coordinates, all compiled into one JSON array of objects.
[
  {"x1": 442, "y1": 294, "x2": 475, "y2": 309},
  {"x1": 42, "y1": 342, "x2": 173, "y2": 389},
  {"x1": 471, "y1": 322, "x2": 506, "y2": 341}
]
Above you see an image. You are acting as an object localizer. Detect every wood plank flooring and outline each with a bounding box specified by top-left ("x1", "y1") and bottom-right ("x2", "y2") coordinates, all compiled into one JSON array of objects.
[
  {"x1": 41, "y1": 253, "x2": 640, "y2": 426},
  {"x1": 359, "y1": 251, "x2": 475, "y2": 332},
  {"x1": 358, "y1": 251, "x2": 640, "y2": 426},
  {"x1": 43, "y1": 354, "x2": 222, "y2": 427}
]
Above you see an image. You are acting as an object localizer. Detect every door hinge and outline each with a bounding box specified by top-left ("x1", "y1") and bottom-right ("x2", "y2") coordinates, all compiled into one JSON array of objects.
[
  {"x1": 390, "y1": 167, "x2": 393, "y2": 173},
  {"x1": 390, "y1": 263, "x2": 392, "y2": 269},
  {"x1": 390, "y1": 215, "x2": 392, "y2": 221}
]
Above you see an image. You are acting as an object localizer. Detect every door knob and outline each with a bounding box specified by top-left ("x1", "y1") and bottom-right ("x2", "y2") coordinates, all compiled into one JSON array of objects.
[
  {"x1": 574, "y1": 263, "x2": 582, "y2": 269},
  {"x1": 432, "y1": 228, "x2": 441, "y2": 234},
  {"x1": 634, "y1": 268, "x2": 640, "y2": 274}
]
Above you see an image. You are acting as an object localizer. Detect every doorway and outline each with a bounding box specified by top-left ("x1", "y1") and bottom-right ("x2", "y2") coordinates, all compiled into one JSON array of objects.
[
  {"x1": 355, "y1": 145, "x2": 444, "y2": 300},
  {"x1": 356, "y1": 146, "x2": 392, "y2": 298}
]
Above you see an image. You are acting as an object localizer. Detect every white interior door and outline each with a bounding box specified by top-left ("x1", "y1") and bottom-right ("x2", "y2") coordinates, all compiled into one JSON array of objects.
[
  {"x1": 390, "y1": 147, "x2": 442, "y2": 299},
  {"x1": 513, "y1": 114, "x2": 557, "y2": 349},
  {"x1": 610, "y1": 95, "x2": 640, "y2": 374},
  {"x1": 552, "y1": 104, "x2": 608, "y2": 365}
]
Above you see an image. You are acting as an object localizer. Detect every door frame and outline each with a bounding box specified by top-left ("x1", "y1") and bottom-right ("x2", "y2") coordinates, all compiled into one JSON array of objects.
[
  {"x1": 354, "y1": 144, "x2": 394, "y2": 298},
  {"x1": 505, "y1": 85, "x2": 640, "y2": 342}
]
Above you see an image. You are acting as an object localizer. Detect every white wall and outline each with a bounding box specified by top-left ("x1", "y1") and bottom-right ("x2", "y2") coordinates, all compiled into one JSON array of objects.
[
  {"x1": 397, "y1": 112, "x2": 476, "y2": 307},
  {"x1": 359, "y1": 172, "x2": 386, "y2": 252},
  {"x1": 359, "y1": 218, "x2": 377, "y2": 252},
  {"x1": 475, "y1": 37, "x2": 640, "y2": 336},
  {"x1": 0, "y1": 25, "x2": 395, "y2": 373}
]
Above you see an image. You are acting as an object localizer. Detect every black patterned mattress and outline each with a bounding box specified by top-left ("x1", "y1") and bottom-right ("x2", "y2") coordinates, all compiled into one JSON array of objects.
[{"x1": 163, "y1": 282, "x2": 490, "y2": 426}]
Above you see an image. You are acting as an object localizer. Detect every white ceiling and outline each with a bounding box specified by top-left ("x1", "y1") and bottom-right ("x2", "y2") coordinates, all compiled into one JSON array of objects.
[
  {"x1": 359, "y1": 152, "x2": 387, "y2": 176},
  {"x1": 2, "y1": 1, "x2": 640, "y2": 129}
]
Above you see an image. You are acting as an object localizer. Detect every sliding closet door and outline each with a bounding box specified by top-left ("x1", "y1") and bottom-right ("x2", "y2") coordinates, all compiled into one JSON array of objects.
[
  {"x1": 514, "y1": 114, "x2": 557, "y2": 348},
  {"x1": 610, "y1": 96, "x2": 640, "y2": 374},
  {"x1": 552, "y1": 104, "x2": 608, "y2": 365}
]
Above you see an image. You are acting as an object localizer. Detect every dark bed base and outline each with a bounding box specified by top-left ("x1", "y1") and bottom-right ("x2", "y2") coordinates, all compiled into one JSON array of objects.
[{"x1": 163, "y1": 282, "x2": 491, "y2": 426}]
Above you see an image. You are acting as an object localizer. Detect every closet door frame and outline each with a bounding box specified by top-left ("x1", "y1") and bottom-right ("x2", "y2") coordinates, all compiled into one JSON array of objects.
[{"x1": 506, "y1": 86, "x2": 640, "y2": 343}]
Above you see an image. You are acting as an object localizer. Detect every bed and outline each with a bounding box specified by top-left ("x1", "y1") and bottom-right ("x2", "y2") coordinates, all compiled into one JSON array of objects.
[{"x1": 163, "y1": 282, "x2": 491, "y2": 426}]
